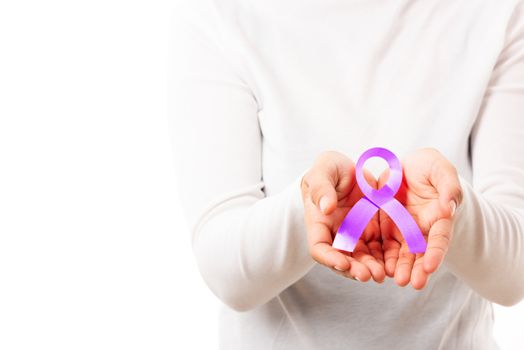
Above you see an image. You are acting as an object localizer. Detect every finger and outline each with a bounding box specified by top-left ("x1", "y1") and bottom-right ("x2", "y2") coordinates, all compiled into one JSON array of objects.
[
  {"x1": 394, "y1": 244, "x2": 415, "y2": 287},
  {"x1": 362, "y1": 169, "x2": 378, "y2": 191},
  {"x1": 353, "y1": 241, "x2": 385, "y2": 283},
  {"x1": 356, "y1": 200, "x2": 385, "y2": 283},
  {"x1": 344, "y1": 256, "x2": 372, "y2": 282},
  {"x1": 383, "y1": 238, "x2": 401, "y2": 277},
  {"x1": 305, "y1": 152, "x2": 356, "y2": 215},
  {"x1": 431, "y1": 158, "x2": 463, "y2": 218},
  {"x1": 379, "y1": 209, "x2": 402, "y2": 277},
  {"x1": 363, "y1": 258, "x2": 385, "y2": 283},
  {"x1": 365, "y1": 257, "x2": 386, "y2": 283},
  {"x1": 304, "y1": 168, "x2": 339, "y2": 215},
  {"x1": 308, "y1": 222, "x2": 351, "y2": 271},
  {"x1": 423, "y1": 218, "x2": 453, "y2": 274},
  {"x1": 367, "y1": 240, "x2": 385, "y2": 267},
  {"x1": 410, "y1": 254, "x2": 429, "y2": 290},
  {"x1": 377, "y1": 168, "x2": 390, "y2": 189}
]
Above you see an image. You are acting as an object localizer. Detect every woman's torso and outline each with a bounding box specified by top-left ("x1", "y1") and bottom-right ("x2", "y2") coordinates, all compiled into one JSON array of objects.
[{"x1": 202, "y1": 0, "x2": 518, "y2": 348}]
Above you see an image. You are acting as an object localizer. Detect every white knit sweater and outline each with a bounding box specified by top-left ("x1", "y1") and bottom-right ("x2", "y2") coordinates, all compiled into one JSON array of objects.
[{"x1": 169, "y1": 0, "x2": 524, "y2": 348}]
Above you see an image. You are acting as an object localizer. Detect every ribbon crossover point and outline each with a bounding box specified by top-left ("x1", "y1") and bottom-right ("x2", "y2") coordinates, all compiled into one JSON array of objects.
[{"x1": 332, "y1": 147, "x2": 427, "y2": 254}]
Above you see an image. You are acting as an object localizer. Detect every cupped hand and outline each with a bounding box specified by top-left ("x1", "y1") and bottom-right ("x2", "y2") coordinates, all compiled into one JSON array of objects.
[
  {"x1": 300, "y1": 151, "x2": 386, "y2": 283},
  {"x1": 379, "y1": 148, "x2": 463, "y2": 289}
]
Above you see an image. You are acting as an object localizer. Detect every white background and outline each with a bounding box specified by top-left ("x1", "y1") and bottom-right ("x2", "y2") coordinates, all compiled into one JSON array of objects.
[{"x1": 0, "y1": 1, "x2": 522, "y2": 349}]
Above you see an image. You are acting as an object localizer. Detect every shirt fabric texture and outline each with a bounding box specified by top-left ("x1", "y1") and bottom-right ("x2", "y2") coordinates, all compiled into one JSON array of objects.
[{"x1": 169, "y1": 0, "x2": 524, "y2": 349}]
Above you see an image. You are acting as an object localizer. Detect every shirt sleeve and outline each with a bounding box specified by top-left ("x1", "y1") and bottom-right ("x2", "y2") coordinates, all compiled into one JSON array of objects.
[
  {"x1": 168, "y1": 2, "x2": 315, "y2": 312},
  {"x1": 444, "y1": 1, "x2": 524, "y2": 306}
]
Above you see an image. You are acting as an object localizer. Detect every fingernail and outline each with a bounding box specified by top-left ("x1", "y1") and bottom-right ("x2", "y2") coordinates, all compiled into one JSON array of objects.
[
  {"x1": 355, "y1": 276, "x2": 361, "y2": 282},
  {"x1": 319, "y1": 196, "x2": 329, "y2": 214},
  {"x1": 334, "y1": 265, "x2": 344, "y2": 271},
  {"x1": 449, "y1": 200, "x2": 457, "y2": 216}
]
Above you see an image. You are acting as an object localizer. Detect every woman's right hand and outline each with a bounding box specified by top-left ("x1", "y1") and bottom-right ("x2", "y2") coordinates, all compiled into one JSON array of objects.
[{"x1": 300, "y1": 151, "x2": 386, "y2": 283}]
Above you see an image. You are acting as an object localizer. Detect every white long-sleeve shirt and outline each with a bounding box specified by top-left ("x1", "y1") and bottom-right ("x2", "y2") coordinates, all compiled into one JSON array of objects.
[{"x1": 168, "y1": 0, "x2": 524, "y2": 348}]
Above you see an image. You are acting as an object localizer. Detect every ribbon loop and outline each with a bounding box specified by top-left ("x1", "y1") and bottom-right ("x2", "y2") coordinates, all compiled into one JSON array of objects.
[{"x1": 332, "y1": 147, "x2": 427, "y2": 253}]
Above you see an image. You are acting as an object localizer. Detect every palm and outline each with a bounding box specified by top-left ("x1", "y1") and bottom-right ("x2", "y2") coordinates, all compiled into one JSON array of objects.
[
  {"x1": 303, "y1": 148, "x2": 460, "y2": 287},
  {"x1": 305, "y1": 168, "x2": 384, "y2": 282},
  {"x1": 336, "y1": 177, "x2": 383, "y2": 278},
  {"x1": 379, "y1": 151, "x2": 457, "y2": 289}
]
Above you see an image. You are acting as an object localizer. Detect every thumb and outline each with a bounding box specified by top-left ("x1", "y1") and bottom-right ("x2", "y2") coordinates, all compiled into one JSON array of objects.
[
  {"x1": 303, "y1": 152, "x2": 354, "y2": 215},
  {"x1": 306, "y1": 169, "x2": 339, "y2": 215},
  {"x1": 432, "y1": 159, "x2": 463, "y2": 218}
]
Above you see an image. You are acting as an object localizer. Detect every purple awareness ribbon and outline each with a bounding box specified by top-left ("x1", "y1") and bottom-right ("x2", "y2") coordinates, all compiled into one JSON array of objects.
[{"x1": 332, "y1": 147, "x2": 427, "y2": 254}]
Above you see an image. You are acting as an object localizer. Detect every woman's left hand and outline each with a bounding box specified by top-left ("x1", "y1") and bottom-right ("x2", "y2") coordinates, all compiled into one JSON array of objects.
[{"x1": 378, "y1": 148, "x2": 463, "y2": 289}]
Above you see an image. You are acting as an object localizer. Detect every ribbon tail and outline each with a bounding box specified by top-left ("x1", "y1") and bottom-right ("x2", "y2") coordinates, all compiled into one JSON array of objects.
[
  {"x1": 332, "y1": 198, "x2": 378, "y2": 252},
  {"x1": 381, "y1": 199, "x2": 427, "y2": 253}
]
